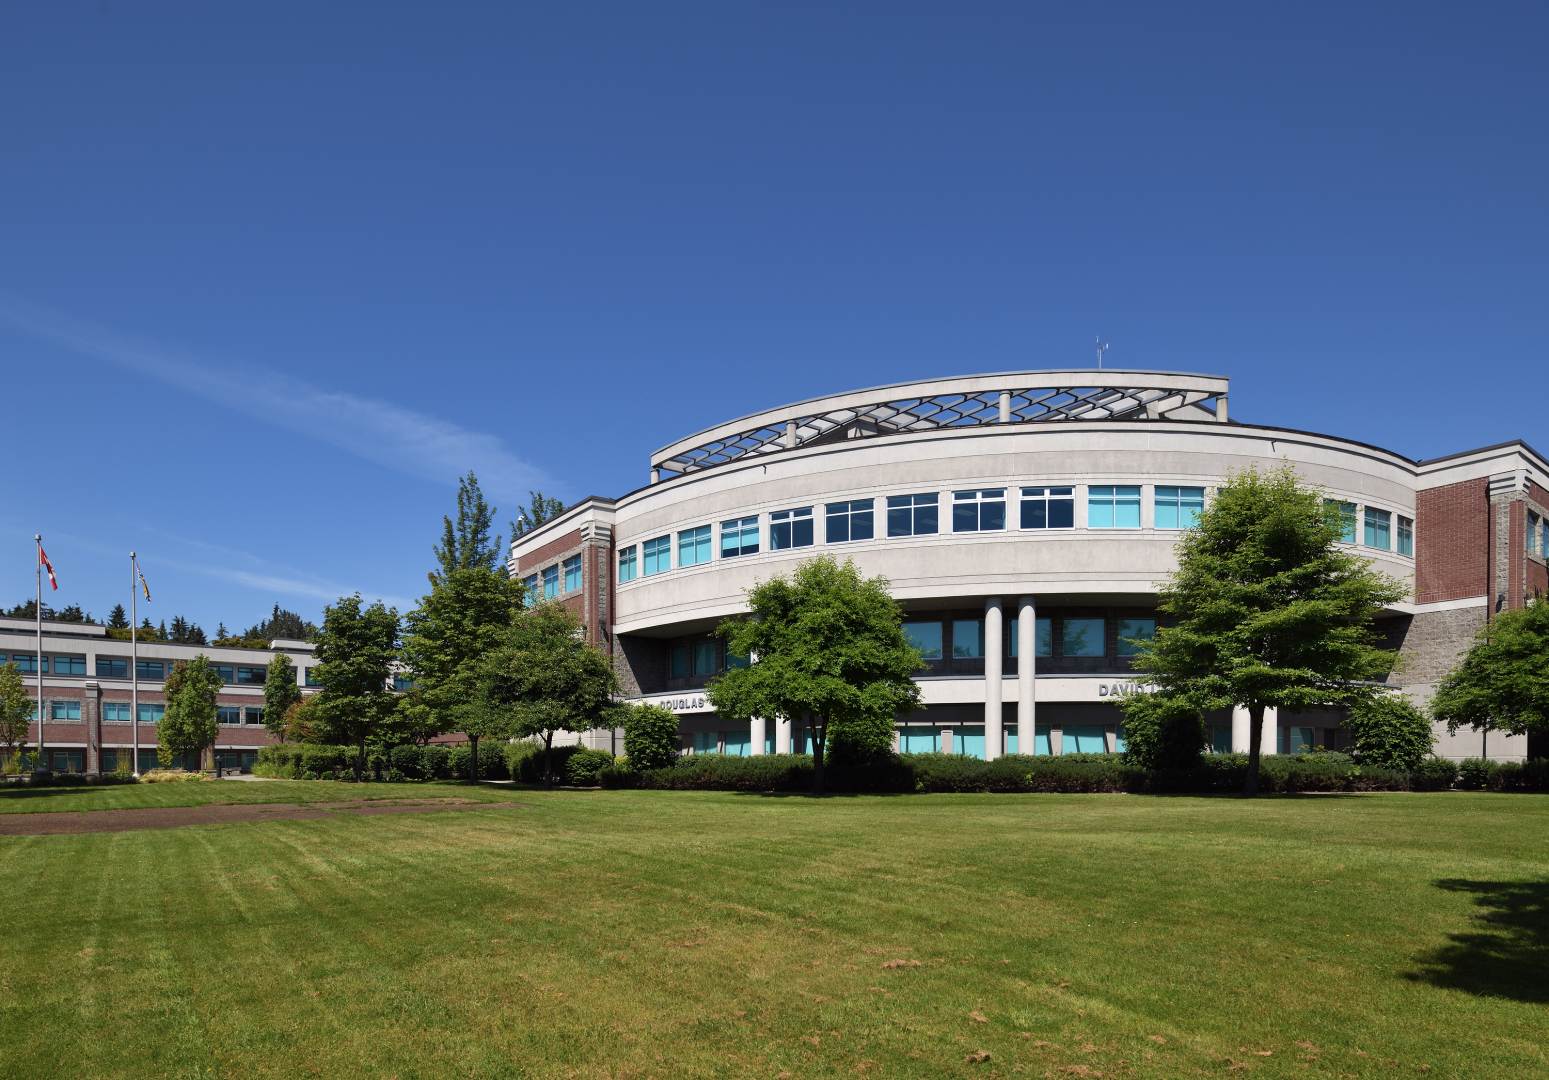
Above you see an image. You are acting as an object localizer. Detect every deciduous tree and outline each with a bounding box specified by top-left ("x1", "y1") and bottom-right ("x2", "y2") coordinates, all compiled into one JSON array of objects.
[
  {"x1": 1430, "y1": 599, "x2": 1549, "y2": 745},
  {"x1": 0, "y1": 663, "x2": 32, "y2": 772},
  {"x1": 312, "y1": 595, "x2": 400, "y2": 780},
  {"x1": 158, "y1": 656, "x2": 222, "y2": 770},
  {"x1": 621, "y1": 703, "x2": 681, "y2": 770},
  {"x1": 433, "y1": 471, "x2": 503, "y2": 581},
  {"x1": 264, "y1": 654, "x2": 303, "y2": 741}
]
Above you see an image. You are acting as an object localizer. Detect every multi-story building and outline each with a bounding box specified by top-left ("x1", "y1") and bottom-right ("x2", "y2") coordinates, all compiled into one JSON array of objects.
[
  {"x1": 510, "y1": 369, "x2": 1548, "y2": 763},
  {"x1": 0, "y1": 618, "x2": 321, "y2": 773}
]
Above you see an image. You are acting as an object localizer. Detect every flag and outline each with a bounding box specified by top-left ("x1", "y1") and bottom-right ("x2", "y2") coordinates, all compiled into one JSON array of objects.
[
  {"x1": 38, "y1": 545, "x2": 57, "y2": 591},
  {"x1": 137, "y1": 564, "x2": 152, "y2": 603}
]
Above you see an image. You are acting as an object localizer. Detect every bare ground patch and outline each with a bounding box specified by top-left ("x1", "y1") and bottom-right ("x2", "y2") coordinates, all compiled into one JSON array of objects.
[{"x1": 0, "y1": 798, "x2": 520, "y2": 835}]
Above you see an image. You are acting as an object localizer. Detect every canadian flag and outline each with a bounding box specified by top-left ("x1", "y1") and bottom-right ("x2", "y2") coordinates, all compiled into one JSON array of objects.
[{"x1": 39, "y1": 545, "x2": 57, "y2": 590}]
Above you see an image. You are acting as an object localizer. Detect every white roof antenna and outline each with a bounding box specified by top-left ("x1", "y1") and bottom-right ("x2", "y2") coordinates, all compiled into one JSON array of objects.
[{"x1": 1095, "y1": 337, "x2": 1110, "y2": 370}]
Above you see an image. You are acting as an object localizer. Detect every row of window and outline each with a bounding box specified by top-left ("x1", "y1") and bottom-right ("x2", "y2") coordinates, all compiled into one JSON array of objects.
[
  {"x1": 32, "y1": 700, "x2": 266, "y2": 725},
  {"x1": 7, "y1": 653, "x2": 282, "y2": 685},
  {"x1": 903, "y1": 615, "x2": 1156, "y2": 661},
  {"x1": 521, "y1": 553, "x2": 584, "y2": 605},
  {"x1": 686, "y1": 723, "x2": 1119, "y2": 757},
  {"x1": 1323, "y1": 501, "x2": 1414, "y2": 556},
  {"x1": 1529, "y1": 511, "x2": 1549, "y2": 559}
]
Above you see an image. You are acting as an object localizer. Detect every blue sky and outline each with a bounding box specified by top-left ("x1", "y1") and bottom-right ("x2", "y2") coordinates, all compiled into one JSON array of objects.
[{"x1": 2, "y1": 2, "x2": 1544, "y2": 632}]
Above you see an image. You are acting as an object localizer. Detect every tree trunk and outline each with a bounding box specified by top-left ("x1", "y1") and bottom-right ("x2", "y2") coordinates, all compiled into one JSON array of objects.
[
  {"x1": 1244, "y1": 702, "x2": 1264, "y2": 797},
  {"x1": 544, "y1": 732, "x2": 554, "y2": 787},
  {"x1": 810, "y1": 713, "x2": 826, "y2": 795},
  {"x1": 356, "y1": 736, "x2": 367, "y2": 783},
  {"x1": 469, "y1": 734, "x2": 481, "y2": 784}
]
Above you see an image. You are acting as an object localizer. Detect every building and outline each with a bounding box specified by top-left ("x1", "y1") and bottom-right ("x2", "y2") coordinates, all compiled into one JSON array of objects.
[
  {"x1": 510, "y1": 370, "x2": 1549, "y2": 763},
  {"x1": 0, "y1": 618, "x2": 320, "y2": 773}
]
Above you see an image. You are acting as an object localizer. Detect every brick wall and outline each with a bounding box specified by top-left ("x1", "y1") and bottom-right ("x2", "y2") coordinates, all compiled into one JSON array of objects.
[
  {"x1": 514, "y1": 529, "x2": 584, "y2": 576},
  {"x1": 1415, "y1": 478, "x2": 1488, "y2": 604}
]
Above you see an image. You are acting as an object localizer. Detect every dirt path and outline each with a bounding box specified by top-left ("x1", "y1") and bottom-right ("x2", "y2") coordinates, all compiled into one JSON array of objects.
[{"x1": 0, "y1": 798, "x2": 520, "y2": 836}]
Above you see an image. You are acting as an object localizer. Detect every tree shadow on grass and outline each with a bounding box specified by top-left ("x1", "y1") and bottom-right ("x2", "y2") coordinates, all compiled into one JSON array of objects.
[{"x1": 1408, "y1": 879, "x2": 1549, "y2": 1003}]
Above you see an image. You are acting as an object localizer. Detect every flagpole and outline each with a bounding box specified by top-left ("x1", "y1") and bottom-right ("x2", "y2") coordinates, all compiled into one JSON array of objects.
[
  {"x1": 131, "y1": 551, "x2": 140, "y2": 778},
  {"x1": 34, "y1": 534, "x2": 45, "y2": 771}
]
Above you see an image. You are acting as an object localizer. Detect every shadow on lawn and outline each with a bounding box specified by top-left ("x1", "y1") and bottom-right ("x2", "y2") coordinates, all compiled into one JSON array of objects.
[
  {"x1": 1408, "y1": 878, "x2": 1549, "y2": 1003},
  {"x1": 0, "y1": 785, "x2": 122, "y2": 802}
]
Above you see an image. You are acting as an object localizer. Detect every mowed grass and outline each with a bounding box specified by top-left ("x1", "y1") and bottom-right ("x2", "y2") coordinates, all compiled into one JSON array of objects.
[
  {"x1": 0, "y1": 787, "x2": 1544, "y2": 1079},
  {"x1": 0, "y1": 778, "x2": 512, "y2": 815}
]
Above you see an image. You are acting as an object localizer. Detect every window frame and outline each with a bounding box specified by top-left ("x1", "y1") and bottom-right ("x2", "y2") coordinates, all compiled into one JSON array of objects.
[
  {"x1": 824, "y1": 499, "x2": 875, "y2": 543},
  {"x1": 617, "y1": 546, "x2": 637, "y2": 584},
  {"x1": 886, "y1": 493, "x2": 940, "y2": 538},
  {"x1": 719, "y1": 516, "x2": 760, "y2": 559},
  {"x1": 769, "y1": 506, "x2": 815, "y2": 551},
  {"x1": 1018, "y1": 486, "x2": 1075, "y2": 530},
  {"x1": 677, "y1": 525, "x2": 712, "y2": 567},
  {"x1": 1153, "y1": 486, "x2": 1205, "y2": 530},
  {"x1": 1397, "y1": 515, "x2": 1414, "y2": 558},
  {"x1": 642, "y1": 535, "x2": 672, "y2": 576},
  {"x1": 1363, "y1": 507, "x2": 1392, "y2": 550},
  {"x1": 951, "y1": 489, "x2": 1007, "y2": 533},
  {"x1": 562, "y1": 554, "x2": 582, "y2": 594},
  {"x1": 1087, "y1": 485, "x2": 1142, "y2": 529}
]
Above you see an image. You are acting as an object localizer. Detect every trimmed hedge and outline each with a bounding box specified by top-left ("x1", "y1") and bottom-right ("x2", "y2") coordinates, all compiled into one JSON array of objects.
[
  {"x1": 255, "y1": 744, "x2": 356, "y2": 780},
  {"x1": 564, "y1": 749, "x2": 614, "y2": 786}
]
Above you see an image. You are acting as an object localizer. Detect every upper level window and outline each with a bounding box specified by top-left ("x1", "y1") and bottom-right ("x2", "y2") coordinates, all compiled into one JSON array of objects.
[
  {"x1": 562, "y1": 555, "x2": 582, "y2": 593},
  {"x1": 542, "y1": 565, "x2": 559, "y2": 599},
  {"x1": 1325, "y1": 500, "x2": 1358, "y2": 543},
  {"x1": 1530, "y1": 512, "x2": 1542, "y2": 557},
  {"x1": 952, "y1": 489, "x2": 1006, "y2": 532},
  {"x1": 10, "y1": 654, "x2": 42, "y2": 674},
  {"x1": 1154, "y1": 487, "x2": 1205, "y2": 530},
  {"x1": 678, "y1": 525, "x2": 712, "y2": 567},
  {"x1": 770, "y1": 507, "x2": 814, "y2": 550},
  {"x1": 1020, "y1": 487, "x2": 1074, "y2": 530},
  {"x1": 617, "y1": 547, "x2": 637, "y2": 584},
  {"x1": 103, "y1": 702, "x2": 131, "y2": 722},
  {"x1": 724, "y1": 643, "x2": 751, "y2": 670},
  {"x1": 1062, "y1": 617, "x2": 1106, "y2": 657},
  {"x1": 1116, "y1": 618, "x2": 1156, "y2": 657},
  {"x1": 887, "y1": 493, "x2": 939, "y2": 537},
  {"x1": 1397, "y1": 516, "x2": 1414, "y2": 558},
  {"x1": 214, "y1": 665, "x2": 236, "y2": 684},
  {"x1": 237, "y1": 666, "x2": 267, "y2": 686},
  {"x1": 392, "y1": 674, "x2": 414, "y2": 691},
  {"x1": 1088, "y1": 486, "x2": 1141, "y2": 529},
  {"x1": 951, "y1": 619, "x2": 983, "y2": 659},
  {"x1": 136, "y1": 703, "x2": 164, "y2": 723},
  {"x1": 825, "y1": 499, "x2": 874, "y2": 543},
  {"x1": 50, "y1": 699, "x2": 81, "y2": 721},
  {"x1": 52, "y1": 655, "x2": 86, "y2": 676},
  {"x1": 902, "y1": 620, "x2": 943, "y2": 660},
  {"x1": 642, "y1": 535, "x2": 672, "y2": 576},
  {"x1": 523, "y1": 574, "x2": 539, "y2": 606},
  {"x1": 1008, "y1": 617, "x2": 1054, "y2": 658},
  {"x1": 720, "y1": 517, "x2": 760, "y2": 558},
  {"x1": 1364, "y1": 508, "x2": 1392, "y2": 551},
  {"x1": 217, "y1": 706, "x2": 243, "y2": 726},
  {"x1": 135, "y1": 659, "x2": 164, "y2": 680},
  {"x1": 305, "y1": 667, "x2": 323, "y2": 687},
  {"x1": 96, "y1": 656, "x2": 129, "y2": 678}
]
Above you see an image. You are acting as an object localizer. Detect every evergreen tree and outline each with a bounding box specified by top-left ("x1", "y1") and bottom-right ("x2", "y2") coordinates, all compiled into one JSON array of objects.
[
  {"x1": 56, "y1": 604, "x2": 88, "y2": 623},
  {"x1": 216, "y1": 622, "x2": 229, "y2": 640},
  {"x1": 108, "y1": 604, "x2": 129, "y2": 630},
  {"x1": 433, "y1": 471, "x2": 503, "y2": 580},
  {"x1": 510, "y1": 491, "x2": 566, "y2": 542}
]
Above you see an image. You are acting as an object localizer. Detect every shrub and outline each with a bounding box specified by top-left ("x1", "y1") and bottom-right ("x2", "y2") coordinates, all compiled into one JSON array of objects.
[
  {"x1": 1410, "y1": 756, "x2": 1457, "y2": 792},
  {"x1": 389, "y1": 743, "x2": 426, "y2": 781},
  {"x1": 639, "y1": 754, "x2": 813, "y2": 792},
  {"x1": 447, "y1": 741, "x2": 510, "y2": 782},
  {"x1": 420, "y1": 744, "x2": 452, "y2": 780},
  {"x1": 140, "y1": 768, "x2": 207, "y2": 783},
  {"x1": 514, "y1": 743, "x2": 590, "y2": 785},
  {"x1": 255, "y1": 744, "x2": 353, "y2": 780},
  {"x1": 1118, "y1": 694, "x2": 1205, "y2": 771},
  {"x1": 1347, "y1": 695, "x2": 1434, "y2": 771},
  {"x1": 597, "y1": 757, "x2": 639, "y2": 789},
  {"x1": 504, "y1": 741, "x2": 540, "y2": 781},
  {"x1": 564, "y1": 749, "x2": 614, "y2": 786},
  {"x1": 1490, "y1": 759, "x2": 1549, "y2": 793},
  {"x1": 622, "y1": 704, "x2": 681, "y2": 771},
  {"x1": 1456, "y1": 757, "x2": 1498, "y2": 791}
]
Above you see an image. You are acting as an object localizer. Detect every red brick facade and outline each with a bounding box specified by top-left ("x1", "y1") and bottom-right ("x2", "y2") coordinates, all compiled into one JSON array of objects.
[{"x1": 1415, "y1": 478, "x2": 1488, "y2": 604}]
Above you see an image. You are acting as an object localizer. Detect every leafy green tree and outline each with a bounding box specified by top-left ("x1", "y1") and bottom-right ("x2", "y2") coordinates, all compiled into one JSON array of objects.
[
  {"x1": 1431, "y1": 599, "x2": 1549, "y2": 743},
  {"x1": 1117, "y1": 692, "x2": 1207, "y2": 771},
  {"x1": 107, "y1": 604, "x2": 129, "y2": 630},
  {"x1": 0, "y1": 663, "x2": 32, "y2": 772},
  {"x1": 621, "y1": 702, "x2": 681, "y2": 770},
  {"x1": 1128, "y1": 466, "x2": 1404, "y2": 795},
  {"x1": 510, "y1": 490, "x2": 566, "y2": 542},
  {"x1": 478, "y1": 604, "x2": 616, "y2": 784},
  {"x1": 1346, "y1": 694, "x2": 1434, "y2": 771},
  {"x1": 158, "y1": 656, "x2": 222, "y2": 770},
  {"x1": 402, "y1": 566, "x2": 526, "y2": 780},
  {"x1": 312, "y1": 595, "x2": 401, "y2": 780},
  {"x1": 709, "y1": 556, "x2": 923, "y2": 793},
  {"x1": 264, "y1": 654, "x2": 303, "y2": 741},
  {"x1": 433, "y1": 471, "x2": 504, "y2": 581}
]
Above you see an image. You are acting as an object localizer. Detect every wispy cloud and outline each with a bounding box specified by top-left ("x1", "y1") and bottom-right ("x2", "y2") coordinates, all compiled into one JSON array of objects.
[{"x1": 0, "y1": 292, "x2": 547, "y2": 503}]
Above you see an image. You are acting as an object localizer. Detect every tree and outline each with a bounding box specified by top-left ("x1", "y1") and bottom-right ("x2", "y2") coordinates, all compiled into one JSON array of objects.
[
  {"x1": 709, "y1": 556, "x2": 923, "y2": 793},
  {"x1": 402, "y1": 566, "x2": 526, "y2": 780},
  {"x1": 478, "y1": 604, "x2": 616, "y2": 784},
  {"x1": 1431, "y1": 599, "x2": 1549, "y2": 745},
  {"x1": 5, "y1": 600, "x2": 53, "y2": 620},
  {"x1": 510, "y1": 490, "x2": 566, "y2": 542},
  {"x1": 108, "y1": 604, "x2": 129, "y2": 630},
  {"x1": 1117, "y1": 691, "x2": 1207, "y2": 771},
  {"x1": 1127, "y1": 466, "x2": 1404, "y2": 795},
  {"x1": 56, "y1": 604, "x2": 89, "y2": 624},
  {"x1": 1346, "y1": 694, "x2": 1434, "y2": 771},
  {"x1": 621, "y1": 702, "x2": 681, "y2": 770},
  {"x1": 216, "y1": 621, "x2": 229, "y2": 640},
  {"x1": 158, "y1": 656, "x2": 222, "y2": 770},
  {"x1": 312, "y1": 595, "x2": 400, "y2": 780},
  {"x1": 0, "y1": 663, "x2": 32, "y2": 772},
  {"x1": 433, "y1": 471, "x2": 503, "y2": 581},
  {"x1": 140, "y1": 617, "x2": 158, "y2": 638},
  {"x1": 264, "y1": 654, "x2": 303, "y2": 741}
]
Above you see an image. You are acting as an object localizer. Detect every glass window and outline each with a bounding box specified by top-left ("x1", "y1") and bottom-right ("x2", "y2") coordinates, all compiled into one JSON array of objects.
[
  {"x1": 136, "y1": 703, "x2": 164, "y2": 724},
  {"x1": 542, "y1": 565, "x2": 559, "y2": 599},
  {"x1": 1088, "y1": 486, "x2": 1141, "y2": 528},
  {"x1": 693, "y1": 640, "x2": 720, "y2": 676},
  {"x1": 522, "y1": 574, "x2": 539, "y2": 606},
  {"x1": 1008, "y1": 617, "x2": 1055, "y2": 658},
  {"x1": 678, "y1": 525, "x2": 712, "y2": 567},
  {"x1": 1006, "y1": 727, "x2": 1052, "y2": 756},
  {"x1": 49, "y1": 699, "x2": 81, "y2": 721},
  {"x1": 769, "y1": 507, "x2": 814, "y2": 550},
  {"x1": 1061, "y1": 726, "x2": 1108, "y2": 754},
  {"x1": 902, "y1": 621, "x2": 943, "y2": 660},
  {"x1": 52, "y1": 655, "x2": 86, "y2": 676},
  {"x1": 96, "y1": 656, "x2": 129, "y2": 678},
  {"x1": 1325, "y1": 499, "x2": 1358, "y2": 543},
  {"x1": 1154, "y1": 486, "x2": 1205, "y2": 530},
  {"x1": 1529, "y1": 512, "x2": 1542, "y2": 557},
  {"x1": 1397, "y1": 516, "x2": 1414, "y2": 557},
  {"x1": 392, "y1": 674, "x2": 414, "y2": 691},
  {"x1": 236, "y1": 666, "x2": 267, "y2": 686},
  {"x1": 825, "y1": 499, "x2": 874, "y2": 543},
  {"x1": 886, "y1": 493, "x2": 939, "y2": 537},
  {"x1": 952, "y1": 489, "x2": 1006, "y2": 532},
  {"x1": 720, "y1": 517, "x2": 760, "y2": 558},
  {"x1": 690, "y1": 730, "x2": 719, "y2": 755},
  {"x1": 103, "y1": 702, "x2": 131, "y2": 722},
  {"x1": 1542, "y1": 518, "x2": 1549, "y2": 562},
  {"x1": 1062, "y1": 618, "x2": 1105, "y2": 657},
  {"x1": 617, "y1": 547, "x2": 637, "y2": 583},
  {"x1": 722, "y1": 730, "x2": 751, "y2": 757},
  {"x1": 1116, "y1": 618, "x2": 1156, "y2": 657},
  {"x1": 11, "y1": 654, "x2": 41, "y2": 674},
  {"x1": 951, "y1": 619, "x2": 983, "y2": 659},
  {"x1": 1364, "y1": 507, "x2": 1392, "y2": 550},
  {"x1": 724, "y1": 643, "x2": 750, "y2": 670},
  {"x1": 135, "y1": 659, "x2": 164, "y2": 680},
  {"x1": 305, "y1": 667, "x2": 323, "y2": 687},
  {"x1": 217, "y1": 706, "x2": 243, "y2": 726},
  {"x1": 562, "y1": 555, "x2": 582, "y2": 594},
  {"x1": 643, "y1": 535, "x2": 672, "y2": 576},
  {"x1": 670, "y1": 643, "x2": 690, "y2": 679},
  {"x1": 899, "y1": 725, "x2": 940, "y2": 753},
  {"x1": 214, "y1": 665, "x2": 237, "y2": 684},
  {"x1": 953, "y1": 725, "x2": 986, "y2": 758},
  {"x1": 1019, "y1": 486, "x2": 1075, "y2": 529},
  {"x1": 245, "y1": 706, "x2": 266, "y2": 727}
]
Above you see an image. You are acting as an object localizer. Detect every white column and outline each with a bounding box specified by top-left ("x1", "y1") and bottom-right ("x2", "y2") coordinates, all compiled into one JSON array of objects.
[
  {"x1": 775, "y1": 716, "x2": 792, "y2": 754},
  {"x1": 750, "y1": 715, "x2": 766, "y2": 756},
  {"x1": 1017, "y1": 597, "x2": 1035, "y2": 755},
  {"x1": 1231, "y1": 705, "x2": 1250, "y2": 753},
  {"x1": 983, "y1": 598, "x2": 1003, "y2": 760},
  {"x1": 1261, "y1": 707, "x2": 1279, "y2": 756}
]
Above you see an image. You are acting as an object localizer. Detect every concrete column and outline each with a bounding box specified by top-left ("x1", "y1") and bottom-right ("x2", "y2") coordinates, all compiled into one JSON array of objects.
[
  {"x1": 82, "y1": 681, "x2": 101, "y2": 775},
  {"x1": 983, "y1": 598, "x2": 1003, "y2": 760},
  {"x1": 998, "y1": 391, "x2": 1011, "y2": 422},
  {"x1": 784, "y1": 420, "x2": 798, "y2": 448},
  {"x1": 650, "y1": 467, "x2": 661, "y2": 484},
  {"x1": 1017, "y1": 597, "x2": 1035, "y2": 754},
  {"x1": 1261, "y1": 707, "x2": 1279, "y2": 756},
  {"x1": 1231, "y1": 705, "x2": 1250, "y2": 753},
  {"x1": 775, "y1": 716, "x2": 792, "y2": 754},
  {"x1": 940, "y1": 727, "x2": 953, "y2": 755},
  {"x1": 750, "y1": 715, "x2": 766, "y2": 756}
]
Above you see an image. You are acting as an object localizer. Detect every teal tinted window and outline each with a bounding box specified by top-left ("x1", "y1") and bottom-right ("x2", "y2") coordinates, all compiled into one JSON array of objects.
[
  {"x1": 677, "y1": 525, "x2": 712, "y2": 566},
  {"x1": 691, "y1": 730, "x2": 718, "y2": 754},
  {"x1": 51, "y1": 655, "x2": 86, "y2": 676},
  {"x1": 136, "y1": 703, "x2": 164, "y2": 723},
  {"x1": 1210, "y1": 725, "x2": 1233, "y2": 753},
  {"x1": 103, "y1": 702, "x2": 131, "y2": 722},
  {"x1": 1325, "y1": 500, "x2": 1358, "y2": 543},
  {"x1": 562, "y1": 555, "x2": 582, "y2": 593},
  {"x1": 643, "y1": 536, "x2": 671, "y2": 576},
  {"x1": 617, "y1": 547, "x2": 637, "y2": 583},
  {"x1": 1006, "y1": 727, "x2": 1052, "y2": 755},
  {"x1": 1397, "y1": 516, "x2": 1414, "y2": 557},
  {"x1": 522, "y1": 574, "x2": 539, "y2": 605},
  {"x1": 135, "y1": 660, "x2": 163, "y2": 680},
  {"x1": 951, "y1": 619, "x2": 982, "y2": 659},
  {"x1": 693, "y1": 641, "x2": 720, "y2": 677},
  {"x1": 1363, "y1": 507, "x2": 1392, "y2": 550},
  {"x1": 214, "y1": 665, "x2": 237, "y2": 684},
  {"x1": 1154, "y1": 486, "x2": 1205, "y2": 529},
  {"x1": 237, "y1": 666, "x2": 266, "y2": 686},
  {"x1": 96, "y1": 656, "x2": 129, "y2": 678},
  {"x1": 1088, "y1": 486, "x2": 1141, "y2": 528},
  {"x1": 1062, "y1": 618, "x2": 1105, "y2": 657},
  {"x1": 670, "y1": 644, "x2": 690, "y2": 679},
  {"x1": 724, "y1": 644, "x2": 750, "y2": 670},
  {"x1": 899, "y1": 725, "x2": 940, "y2": 753},
  {"x1": 11, "y1": 654, "x2": 41, "y2": 674},
  {"x1": 49, "y1": 699, "x2": 81, "y2": 720},
  {"x1": 954, "y1": 725, "x2": 986, "y2": 757},
  {"x1": 1116, "y1": 618, "x2": 1156, "y2": 657},
  {"x1": 903, "y1": 621, "x2": 943, "y2": 660},
  {"x1": 720, "y1": 517, "x2": 760, "y2": 558},
  {"x1": 542, "y1": 565, "x2": 559, "y2": 598},
  {"x1": 1062, "y1": 726, "x2": 1107, "y2": 754},
  {"x1": 722, "y1": 730, "x2": 751, "y2": 757}
]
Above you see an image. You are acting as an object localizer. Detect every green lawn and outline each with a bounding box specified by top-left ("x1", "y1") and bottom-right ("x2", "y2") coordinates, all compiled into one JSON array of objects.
[
  {"x1": 0, "y1": 778, "x2": 511, "y2": 815},
  {"x1": 0, "y1": 786, "x2": 1544, "y2": 1078}
]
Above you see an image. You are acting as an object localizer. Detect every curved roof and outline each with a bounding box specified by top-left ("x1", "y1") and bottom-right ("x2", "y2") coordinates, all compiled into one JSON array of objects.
[{"x1": 651, "y1": 369, "x2": 1231, "y2": 477}]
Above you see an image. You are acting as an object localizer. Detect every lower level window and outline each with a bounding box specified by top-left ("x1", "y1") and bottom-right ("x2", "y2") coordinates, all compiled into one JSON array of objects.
[
  {"x1": 1061, "y1": 726, "x2": 1108, "y2": 754},
  {"x1": 952, "y1": 725, "x2": 986, "y2": 757},
  {"x1": 899, "y1": 725, "x2": 940, "y2": 753},
  {"x1": 50, "y1": 700, "x2": 81, "y2": 721},
  {"x1": 903, "y1": 621, "x2": 943, "y2": 660},
  {"x1": 103, "y1": 702, "x2": 131, "y2": 722},
  {"x1": 1115, "y1": 618, "x2": 1156, "y2": 656},
  {"x1": 137, "y1": 704, "x2": 164, "y2": 723},
  {"x1": 1006, "y1": 727, "x2": 1052, "y2": 756},
  {"x1": 217, "y1": 706, "x2": 242, "y2": 726}
]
